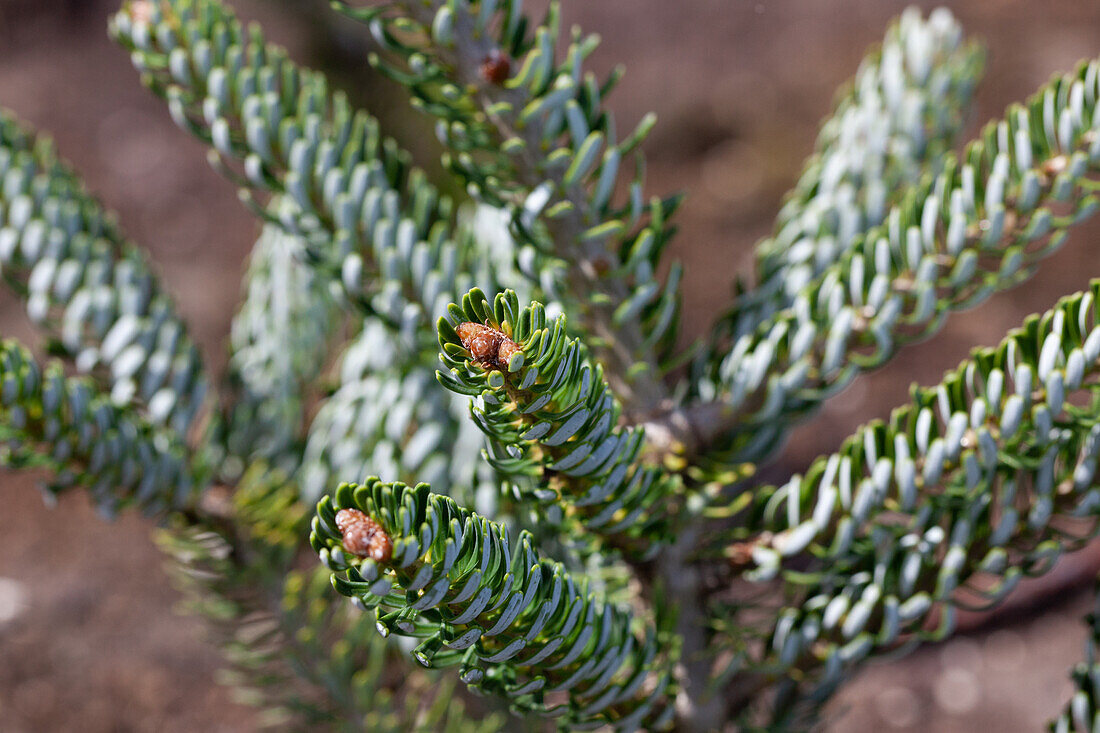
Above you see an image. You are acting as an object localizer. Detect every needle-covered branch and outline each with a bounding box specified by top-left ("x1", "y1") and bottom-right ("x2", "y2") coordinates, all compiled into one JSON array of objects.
[
  {"x1": 436, "y1": 288, "x2": 681, "y2": 558},
  {"x1": 724, "y1": 282, "x2": 1100, "y2": 724},
  {"x1": 159, "y1": 467, "x2": 498, "y2": 731},
  {"x1": 298, "y1": 205, "x2": 532, "y2": 509},
  {"x1": 298, "y1": 319, "x2": 493, "y2": 511},
  {"x1": 0, "y1": 109, "x2": 208, "y2": 438},
  {"x1": 311, "y1": 479, "x2": 675, "y2": 730},
  {"x1": 0, "y1": 338, "x2": 199, "y2": 515},
  {"x1": 13, "y1": 2, "x2": 1100, "y2": 729},
  {"x1": 690, "y1": 57, "x2": 1100, "y2": 470},
  {"x1": 335, "y1": 0, "x2": 681, "y2": 413},
  {"x1": 225, "y1": 220, "x2": 341, "y2": 471},
  {"x1": 112, "y1": 0, "x2": 518, "y2": 339},
  {"x1": 723, "y1": 8, "x2": 984, "y2": 340}
]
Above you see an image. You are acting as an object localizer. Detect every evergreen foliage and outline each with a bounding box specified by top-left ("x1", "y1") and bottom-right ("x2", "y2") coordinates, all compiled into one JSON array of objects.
[
  {"x1": 697, "y1": 57, "x2": 1100, "y2": 470},
  {"x1": 225, "y1": 219, "x2": 340, "y2": 471},
  {"x1": 334, "y1": 0, "x2": 683, "y2": 409},
  {"x1": 0, "y1": 110, "x2": 209, "y2": 437},
  {"x1": 435, "y1": 288, "x2": 680, "y2": 557},
  {"x1": 725, "y1": 8, "x2": 985, "y2": 340},
  {"x1": 311, "y1": 478, "x2": 675, "y2": 730},
  {"x1": 159, "y1": 467, "x2": 501, "y2": 731},
  {"x1": 3, "y1": 0, "x2": 1100, "y2": 730},
  {"x1": 0, "y1": 337, "x2": 198, "y2": 514},
  {"x1": 725, "y1": 282, "x2": 1100, "y2": 724}
]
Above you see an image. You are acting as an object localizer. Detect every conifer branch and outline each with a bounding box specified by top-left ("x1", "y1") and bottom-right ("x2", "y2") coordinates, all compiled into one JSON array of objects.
[
  {"x1": 4, "y1": 2, "x2": 1095, "y2": 729},
  {"x1": 312, "y1": 478, "x2": 676, "y2": 730},
  {"x1": 112, "y1": 0, "x2": 508, "y2": 342},
  {"x1": 159, "y1": 467, "x2": 498, "y2": 731},
  {"x1": 225, "y1": 220, "x2": 340, "y2": 471},
  {"x1": 723, "y1": 8, "x2": 984, "y2": 340},
  {"x1": 436, "y1": 288, "x2": 681, "y2": 557},
  {"x1": 0, "y1": 109, "x2": 209, "y2": 438},
  {"x1": 0, "y1": 338, "x2": 198, "y2": 515},
  {"x1": 682, "y1": 58, "x2": 1100, "y2": 471},
  {"x1": 298, "y1": 205, "x2": 532, "y2": 508},
  {"x1": 724, "y1": 281, "x2": 1100, "y2": 723},
  {"x1": 335, "y1": 0, "x2": 680, "y2": 414},
  {"x1": 299, "y1": 319, "x2": 488, "y2": 506}
]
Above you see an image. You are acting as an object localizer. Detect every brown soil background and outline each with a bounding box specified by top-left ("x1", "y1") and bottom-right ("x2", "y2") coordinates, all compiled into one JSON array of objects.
[{"x1": 2, "y1": 1, "x2": 1100, "y2": 731}]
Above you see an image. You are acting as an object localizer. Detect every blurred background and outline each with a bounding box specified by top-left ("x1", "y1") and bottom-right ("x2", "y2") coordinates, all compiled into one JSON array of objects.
[{"x1": 2, "y1": 0, "x2": 1100, "y2": 730}]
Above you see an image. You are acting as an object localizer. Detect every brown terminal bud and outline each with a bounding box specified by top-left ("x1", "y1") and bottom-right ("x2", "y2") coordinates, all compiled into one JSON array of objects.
[
  {"x1": 456, "y1": 322, "x2": 521, "y2": 372},
  {"x1": 497, "y1": 337, "x2": 522, "y2": 365},
  {"x1": 480, "y1": 49, "x2": 511, "y2": 85},
  {"x1": 335, "y1": 508, "x2": 393, "y2": 564}
]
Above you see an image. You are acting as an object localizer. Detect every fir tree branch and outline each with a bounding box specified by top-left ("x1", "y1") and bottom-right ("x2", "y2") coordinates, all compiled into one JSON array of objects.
[
  {"x1": 720, "y1": 7, "x2": 983, "y2": 341},
  {"x1": 436, "y1": 288, "x2": 681, "y2": 558},
  {"x1": 299, "y1": 319, "x2": 492, "y2": 508},
  {"x1": 334, "y1": 0, "x2": 680, "y2": 415},
  {"x1": 298, "y1": 204, "x2": 533, "y2": 509},
  {"x1": 159, "y1": 466, "x2": 498, "y2": 731},
  {"x1": 0, "y1": 109, "x2": 209, "y2": 438},
  {"x1": 679, "y1": 57, "x2": 1100, "y2": 471},
  {"x1": 111, "y1": 0, "x2": 511, "y2": 344},
  {"x1": 311, "y1": 478, "x2": 676, "y2": 730},
  {"x1": 724, "y1": 281, "x2": 1100, "y2": 724},
  {"x1": 0, "y1": 338, "x2": 199, "y2": 515},
  {"x1": 225, "y1": 219, "x2": 341, "y2": 472}
]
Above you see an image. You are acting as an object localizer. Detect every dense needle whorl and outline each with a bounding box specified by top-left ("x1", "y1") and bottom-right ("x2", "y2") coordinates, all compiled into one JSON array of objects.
[{"x1": 335, "y1": 508, "x2": 392, "y2": 563}]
